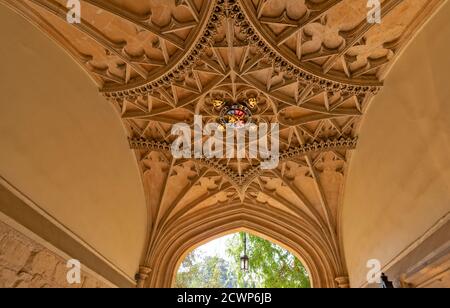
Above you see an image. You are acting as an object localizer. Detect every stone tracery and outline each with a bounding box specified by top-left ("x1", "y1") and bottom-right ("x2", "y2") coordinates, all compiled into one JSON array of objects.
[{"x1": 1, "y1": 0, "x2": 444, "y2": 287}]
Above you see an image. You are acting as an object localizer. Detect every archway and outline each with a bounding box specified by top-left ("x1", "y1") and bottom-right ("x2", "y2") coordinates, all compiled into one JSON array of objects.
[
  {"x1": 174, "y1": 230, "x2": 312, "y2": 288},
  {"x1": 142, "y1": 204, "x2": 345, "y2": 288}
]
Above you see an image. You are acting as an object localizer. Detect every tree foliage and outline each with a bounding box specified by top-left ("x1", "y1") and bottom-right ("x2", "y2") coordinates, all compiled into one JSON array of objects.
[
  {"x1": 174, "y1": 251, "x2": 236, "y2": 288},
  {"x1": 226, "y1": 233, "x2": 310, "y2": 288},
  {"x1": 175, "y1": 233, "x2": 310, "y2": 288}
]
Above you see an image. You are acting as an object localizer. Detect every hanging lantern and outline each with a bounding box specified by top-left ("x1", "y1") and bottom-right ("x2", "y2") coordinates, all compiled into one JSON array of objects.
[
  {"x1": 240, "y1": 255, "x2": 249, "y2": 272},
  {"x1": 240, "y1": 233, "x2": 249, "y2": 272}
]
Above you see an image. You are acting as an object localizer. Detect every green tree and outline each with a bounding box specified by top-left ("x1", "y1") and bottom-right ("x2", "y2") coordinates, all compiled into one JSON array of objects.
[
  {"x1": 226, "y1": 233, "x2": 311, "y2": 288},
  {"x1": 175, "y1": 233, "x2": 311, "y2": 288},
  {"x1": 175, "y1": 251, "x2": 236, "y2": 288}
]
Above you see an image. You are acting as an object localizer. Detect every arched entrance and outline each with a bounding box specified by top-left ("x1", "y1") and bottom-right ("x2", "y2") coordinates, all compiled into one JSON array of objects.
[
  {"x1": 141, "y1": 204, "x2": 346, "y2": 288},
  {"x1": 174, "y1": 230, "x2": 312, "y2": 288}
]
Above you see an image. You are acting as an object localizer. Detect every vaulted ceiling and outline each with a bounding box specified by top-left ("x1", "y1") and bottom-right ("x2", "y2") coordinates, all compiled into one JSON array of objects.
[{"x1": 2, "y1": 0, "x2": 444, "y2": 287}]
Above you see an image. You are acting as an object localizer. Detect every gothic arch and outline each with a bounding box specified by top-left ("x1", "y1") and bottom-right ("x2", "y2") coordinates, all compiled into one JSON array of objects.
[
  {"x1": 145, "y1": 204, "x2": 343, "y2": 288},
  {"x1": 170, "y1": 228, "x2": 314, "y2": 287}
]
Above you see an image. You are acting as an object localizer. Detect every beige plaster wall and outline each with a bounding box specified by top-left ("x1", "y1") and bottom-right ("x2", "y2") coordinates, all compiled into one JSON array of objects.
[
  {"x1": 0, "y1": 5, "x2": 147, "y2": 280},
  {"x1": 342, "y1": 2, "x2": 450, "y2": 287}
]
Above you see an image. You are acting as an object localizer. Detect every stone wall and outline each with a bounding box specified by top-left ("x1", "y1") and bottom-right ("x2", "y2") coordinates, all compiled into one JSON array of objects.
[{"x1": 0, "y1": 220, "x2": 111, "y2": 288}]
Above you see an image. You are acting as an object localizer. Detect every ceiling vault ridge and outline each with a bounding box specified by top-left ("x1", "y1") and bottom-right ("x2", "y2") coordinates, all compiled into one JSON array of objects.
[
  {"x1": 129, "y1": 135, "x2": 357, "y2": 187},
  {"x1": 101, "y1": 0, "x2": 385, "y2": 100},
  {"x1": 2, "y1": 0, "x2": 445, "y2": 288}
]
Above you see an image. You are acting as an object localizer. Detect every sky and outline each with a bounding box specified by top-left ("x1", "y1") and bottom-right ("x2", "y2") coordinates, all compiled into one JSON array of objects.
[
  {"x1": 197, "y1": 234, "x2": 235, "y2": 261},
  {"x1": 177, "y1": 234, "x2": 237, "y2": 273}
]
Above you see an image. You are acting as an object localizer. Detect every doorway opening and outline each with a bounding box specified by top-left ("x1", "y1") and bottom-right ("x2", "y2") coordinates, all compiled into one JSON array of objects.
[{"x1": 175, "y1": 232, "x2": 311, "y2": 288}]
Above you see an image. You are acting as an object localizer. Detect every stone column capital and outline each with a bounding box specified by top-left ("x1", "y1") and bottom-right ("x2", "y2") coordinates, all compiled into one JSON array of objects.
[
  {"x1": 135, "y1": 266, "x2": 152, "y2": 288},
  {"x1": 335, "y1": 276, "x2": 350, "y2": 288}
]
